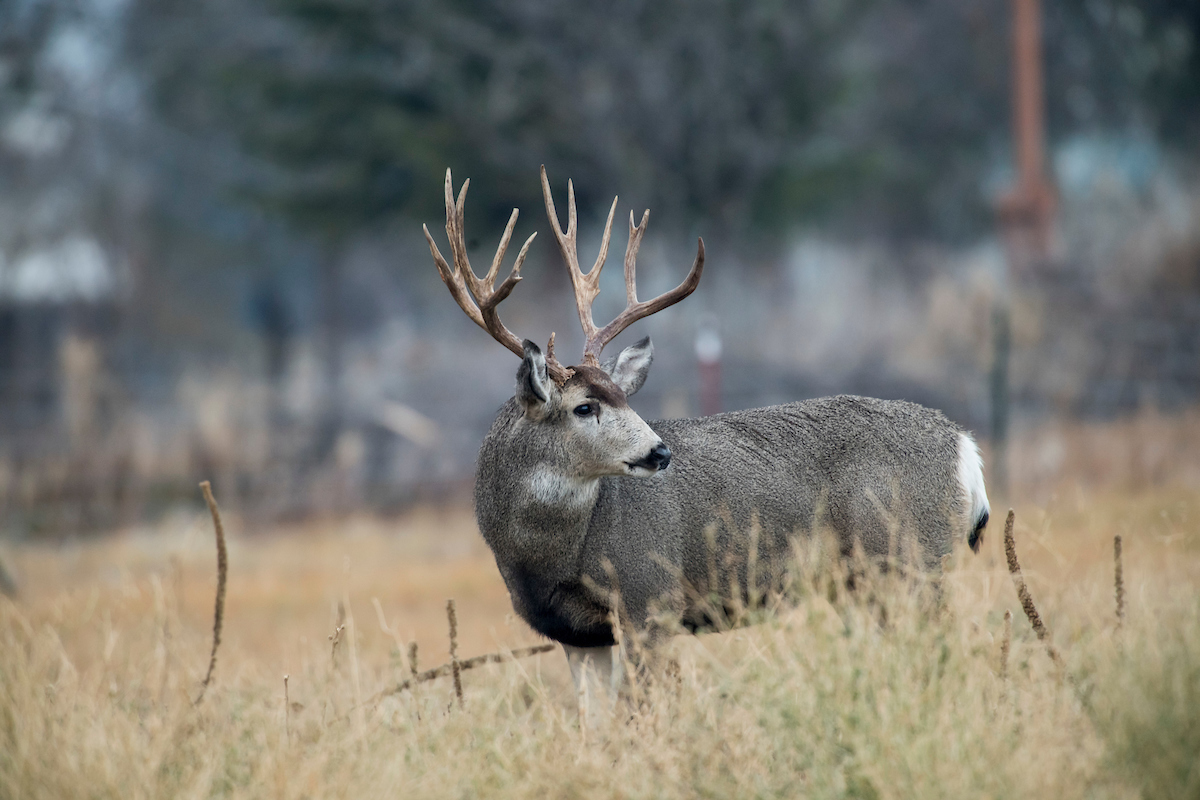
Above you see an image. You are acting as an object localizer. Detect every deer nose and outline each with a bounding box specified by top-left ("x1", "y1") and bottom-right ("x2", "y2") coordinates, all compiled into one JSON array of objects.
[{"x1": 647, "y1": 443, "x2": 672, "y2": 471}]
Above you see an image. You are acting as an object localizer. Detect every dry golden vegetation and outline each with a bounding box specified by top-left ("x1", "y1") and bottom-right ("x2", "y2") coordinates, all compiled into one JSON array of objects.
[{"x1": 3, "y1": 413, "x2": 1200, "y2": 799}]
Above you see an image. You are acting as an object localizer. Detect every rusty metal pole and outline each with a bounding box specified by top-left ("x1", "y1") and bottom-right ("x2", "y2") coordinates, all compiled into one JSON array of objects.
[
  {"x1": 993, "y1": 0, "x2": 1055, "y2": 500},
  {"x1": 696, "y1": 316, "x2": 722, "y2": 417},
  {"x1": 1013, "y1": 0, "x2": 1050, "y2": 234}
]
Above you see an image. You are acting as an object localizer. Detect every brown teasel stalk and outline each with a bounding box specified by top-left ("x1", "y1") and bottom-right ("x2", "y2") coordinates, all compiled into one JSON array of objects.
[
  {"x1": 1002, "y1": 509, "x2": 1064, "y2": 668},
  {"x1": 1114, "y1": 535, "x2": 1125, "y2": 629},
  {"x1": 194, "y1": 481, "x2": 228, "y2": 705}
]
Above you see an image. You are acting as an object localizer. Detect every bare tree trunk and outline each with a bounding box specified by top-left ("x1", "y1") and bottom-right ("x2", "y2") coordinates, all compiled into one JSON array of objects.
[{"x1": 313, "y1": 244, "x2": 344, "y2": 465}]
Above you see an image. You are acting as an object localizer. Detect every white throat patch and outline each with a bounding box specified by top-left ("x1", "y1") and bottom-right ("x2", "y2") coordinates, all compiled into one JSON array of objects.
[{"x1": 527, "y1": 467, "x2": 600, "y2": 512}]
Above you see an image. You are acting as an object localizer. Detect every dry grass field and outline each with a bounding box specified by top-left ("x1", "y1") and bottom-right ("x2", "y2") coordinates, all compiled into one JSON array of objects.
[{"x1": 2, "y1": 413, "x2": 1200, "y2": 799}]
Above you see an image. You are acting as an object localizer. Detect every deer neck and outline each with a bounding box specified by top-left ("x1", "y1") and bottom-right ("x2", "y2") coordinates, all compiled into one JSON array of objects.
[{"x1": 474, "y1": 403, "x2": 603, "y2": 581}]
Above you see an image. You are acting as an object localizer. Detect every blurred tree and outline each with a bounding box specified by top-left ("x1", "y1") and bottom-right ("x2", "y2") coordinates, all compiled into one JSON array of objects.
[
  {"x1": 0, "y1": 1, "x2": 58, "y2": 116},
  {"x1": 124, "y1": 0, "x2": 1200, "y2": 250},
  {"x1": 1, "y1": 0, "x2": 147, "y2": 265},
  {"x1": 1050, "y1": 0, "x2": 1200, "y2": 145},
  {"x1": 125, "y1": 0, "x2": 873, "y2": 242}
]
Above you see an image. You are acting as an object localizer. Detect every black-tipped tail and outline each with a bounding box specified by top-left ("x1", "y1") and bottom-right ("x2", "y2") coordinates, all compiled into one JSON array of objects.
[{"x1": 968, "y1": 509, "x2": 989, "y2": 553}]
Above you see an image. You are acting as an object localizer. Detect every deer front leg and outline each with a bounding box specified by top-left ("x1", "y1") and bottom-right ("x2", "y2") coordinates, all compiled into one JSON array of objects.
[{"x1": 562, "y1": 643, "x2": 621, "y2": 724}]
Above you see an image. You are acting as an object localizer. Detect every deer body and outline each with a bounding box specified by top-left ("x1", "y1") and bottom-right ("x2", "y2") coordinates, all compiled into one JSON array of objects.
[
  {"x1": 424, "y1": 167, "x2": 989, "y2": 700},
  {"x1": 475, "y1": 352, "x2": 989, "y2": 652}
]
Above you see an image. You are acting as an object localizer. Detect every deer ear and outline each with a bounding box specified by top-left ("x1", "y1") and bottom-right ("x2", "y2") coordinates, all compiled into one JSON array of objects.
[
  {"x1": 516, "y1": 339, "x2": 557, "y2": 412},
  {"x1": 607, "y1": 336, "x2": 654, "y2": 397}
]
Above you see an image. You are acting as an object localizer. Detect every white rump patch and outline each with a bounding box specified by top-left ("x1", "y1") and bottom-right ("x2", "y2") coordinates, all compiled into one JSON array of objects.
[
  {"x1": 956, "y1": 432, "x2": 990, "y2": 531},
  {"x1": 527, "y1": 467, "x2": 599, "y2": 511}
]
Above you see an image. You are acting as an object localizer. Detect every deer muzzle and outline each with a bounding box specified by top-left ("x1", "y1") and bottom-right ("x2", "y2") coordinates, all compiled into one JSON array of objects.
[{"x1": 629, "y1": 443, "x2": 672, "y2": 473}]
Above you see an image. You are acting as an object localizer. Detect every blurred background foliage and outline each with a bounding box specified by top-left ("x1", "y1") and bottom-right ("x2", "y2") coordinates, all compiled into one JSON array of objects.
[
  {"x1": 1, "y1": 0, "x2": 1199, "y2": 533},
  {"x1": 125, "y1": 0, "x2": 1200, "y2": 242}
]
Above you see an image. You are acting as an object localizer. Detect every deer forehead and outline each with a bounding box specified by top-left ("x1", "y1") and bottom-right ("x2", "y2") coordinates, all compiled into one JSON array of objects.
[{"x1": 562, "y1": 366, "x2": 628, "y2": 409}]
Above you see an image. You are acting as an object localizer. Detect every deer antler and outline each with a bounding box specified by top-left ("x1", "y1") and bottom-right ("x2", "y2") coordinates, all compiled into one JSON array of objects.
[
  {"x1": 424, "y1": 169, "x2": 573, "y2": 383},
  {"x1": 540, "y1": 165, "x2": 705, "y2": 367}
]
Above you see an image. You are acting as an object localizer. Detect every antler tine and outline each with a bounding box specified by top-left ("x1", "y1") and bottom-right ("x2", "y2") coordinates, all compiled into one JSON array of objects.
[
  {"x1": 427, "y1": 169, "x2": 572, "y2": 383},
  {"x1": 486, "y1": 208, "x2": 520, "y2": 287},
  {"x1": 445, "y1": 173, "x2": 471, "y2": 286},
  {"x1": 624, "y1": 209, "x2": 650, "y2": 307},
  {"x1": 593, "y1": 197, "x2": 618, "y2": 279},
  {"x1": 423, "y1": 223, "x2": 484, "y2": 331},
  {"x1": 586, "y1": 231, "x2": 706, "y2": 366}
]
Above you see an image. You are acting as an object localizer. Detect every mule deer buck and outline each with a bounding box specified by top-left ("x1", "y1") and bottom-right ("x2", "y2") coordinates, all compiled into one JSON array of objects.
[{"x1": 424, "y1": 167, "x2": 990, "y2": 702}]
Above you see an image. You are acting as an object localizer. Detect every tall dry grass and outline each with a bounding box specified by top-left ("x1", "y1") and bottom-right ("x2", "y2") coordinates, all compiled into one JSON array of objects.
[{"x1": 3, "y1": 413, "x2": 1200, "y2": 798}]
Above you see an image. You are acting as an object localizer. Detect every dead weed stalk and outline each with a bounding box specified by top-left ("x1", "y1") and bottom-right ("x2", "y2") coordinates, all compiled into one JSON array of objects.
[
  {"x1": 194, "y1": 480, "x2": 228, "y2": 705},
  {"x1": 1114, "y1": 535, "x2": 1125, "y2": 629},
  {"x1": 447, "y1": 599, "x2": 464, "y2": 708},
  {"x1": 1003, "y1": 509, "x2": 1064, "y2": 669}
]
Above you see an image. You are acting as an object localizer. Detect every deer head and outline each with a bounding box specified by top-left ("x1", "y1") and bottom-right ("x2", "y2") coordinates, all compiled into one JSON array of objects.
[{"x1": 423, "y1": 167, "x2": 704, "y2": 478}]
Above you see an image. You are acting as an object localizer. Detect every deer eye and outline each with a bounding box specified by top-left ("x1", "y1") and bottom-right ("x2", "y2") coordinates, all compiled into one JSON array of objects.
[{"x1": 573, "y1": 403, "x2": 594, "y2": 417}]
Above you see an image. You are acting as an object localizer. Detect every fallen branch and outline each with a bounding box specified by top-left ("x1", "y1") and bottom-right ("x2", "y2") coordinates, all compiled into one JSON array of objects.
[
  {"x1": 369, "y1": 642, "x2": 556, "y2": 704},
  {"x1": 194, "y1": 480, "x2": 228, "y2": 705}
]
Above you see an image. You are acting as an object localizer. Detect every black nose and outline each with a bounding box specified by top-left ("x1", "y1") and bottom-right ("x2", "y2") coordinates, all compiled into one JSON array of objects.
[{"x1": 647, "y1": 443, "x2": 671, "y2": 471}]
